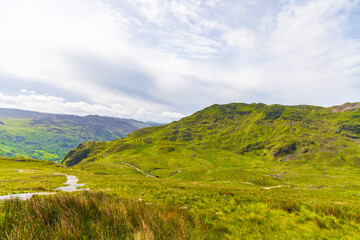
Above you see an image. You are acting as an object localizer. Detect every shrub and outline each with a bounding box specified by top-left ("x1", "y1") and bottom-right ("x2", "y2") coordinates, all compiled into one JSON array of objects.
[
  {"x1": 263, "y1": 106, "x2": 285, "y2": 120},
  {"x1": 272, "y1": 142, "x2": 297, "y2": 157},
  {"x1": 267, "y1": 199, "x2": 299, "y2": 213}
]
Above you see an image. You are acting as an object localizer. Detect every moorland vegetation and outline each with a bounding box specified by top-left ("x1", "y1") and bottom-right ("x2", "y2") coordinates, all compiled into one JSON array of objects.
[{"x1": 2, "y1": 103, "x2": 360, "y2": 239}]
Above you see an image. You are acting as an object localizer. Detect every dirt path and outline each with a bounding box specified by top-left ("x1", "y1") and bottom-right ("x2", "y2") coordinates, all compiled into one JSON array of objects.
[
  {"x1": 55, "y1": 174, "x2": 89, "y2": 192},
  {"x1": 0, "y1": 192, "x2": 55, "y2": 201},
  {"x1": 262, "y1": 185, "x2": 290, "y2": 190},
  {"x1": 120, "y1": 161, "x2": 156, "y2": 178},
  {"x1": 0, "y1": 174, "x2": 88, "y2": 201}
]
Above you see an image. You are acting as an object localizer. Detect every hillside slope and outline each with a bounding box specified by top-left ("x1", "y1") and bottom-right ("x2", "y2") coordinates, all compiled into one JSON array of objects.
[
  {"x1": 62, "y1": 102, "x2": 360, "y2": 179},
  {"x1": 0, "y1": 108, "x2": 158, "y2": 161}
]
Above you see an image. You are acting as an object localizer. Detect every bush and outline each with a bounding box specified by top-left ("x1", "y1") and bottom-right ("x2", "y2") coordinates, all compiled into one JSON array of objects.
[
  {"x1": 263, "y1": 106, "x2": 285, "y2": 120},
  {"x1": 272, "y1": 142, "x2": 297, "y2": 157},
  {"x1": 267, "y1": 199, "x2": 299, "y2": 213}
]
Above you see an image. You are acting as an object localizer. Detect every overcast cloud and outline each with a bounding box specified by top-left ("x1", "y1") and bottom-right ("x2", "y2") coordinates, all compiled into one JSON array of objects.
[{"x1": 0, "y1": 0, "x2": 360, "y2": 122}]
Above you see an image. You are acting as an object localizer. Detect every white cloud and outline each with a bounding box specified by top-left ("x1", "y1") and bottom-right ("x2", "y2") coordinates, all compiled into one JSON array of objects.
[
  {"x1": 0, "y1": 0, "x2": 180, "y2": 118},
  {"x1": 161, "y1": 111, "x2": 185, "y2": 119},
  {"x1": 0, "y1": 0, "x2": 126, "y2": 88},
  {"x1": 222, "y1": 28, "x2": 256, "y2": 49},
  {"x1": 254, "y1": 0, "x2": 360, "y2": 105},
  {"x1": 129, "y1": 0, "x2": 201, "y2": 26},
  {"x1": 0, "y1": 90, "x2": 183, "y2": 122},
  {"x1": 20, "y1": 89, "x2": 37, "y2": 95}
]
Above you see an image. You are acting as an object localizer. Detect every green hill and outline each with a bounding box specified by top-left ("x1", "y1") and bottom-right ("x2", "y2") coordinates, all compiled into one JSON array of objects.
[
  {"x1": 0, "y1": 108, "x2": 159, "y2": 161},
  {"x1": 62, "y1": 102, "x2": 360, "y2": 179}
]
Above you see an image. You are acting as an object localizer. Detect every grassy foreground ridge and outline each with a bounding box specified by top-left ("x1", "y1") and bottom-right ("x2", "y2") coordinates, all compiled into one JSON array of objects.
[
  {"x1": 0, "y1": 192, "x2": 217, "y2": 239},
  {"x1": 1, "y1": 157, "x2": 360, "y2": 239}
]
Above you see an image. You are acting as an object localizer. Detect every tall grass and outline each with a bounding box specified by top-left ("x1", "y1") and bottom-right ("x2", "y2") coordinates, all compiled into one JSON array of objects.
[{"x1": 0, "y1": 192, "x2": 217, "y2": 240}]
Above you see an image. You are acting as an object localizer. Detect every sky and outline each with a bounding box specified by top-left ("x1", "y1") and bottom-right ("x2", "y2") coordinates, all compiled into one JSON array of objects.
[{"x1": 0, "y1": 0, "x2": 360, "y2": 122}]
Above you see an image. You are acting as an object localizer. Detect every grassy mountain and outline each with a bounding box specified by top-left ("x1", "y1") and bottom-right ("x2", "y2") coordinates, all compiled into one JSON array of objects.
[
  {"x1": 4, "y1": 103, "x2": 360, "y2": 239},
  {"x1": 4, "y1": 99, "x2": 360, "y2": 240},
  {"x1": 0, "y1": 108, "x2": 158, "y2": 161},
  {"x1": 62, "y1": 102, "x2": 360, "y2": 179}
]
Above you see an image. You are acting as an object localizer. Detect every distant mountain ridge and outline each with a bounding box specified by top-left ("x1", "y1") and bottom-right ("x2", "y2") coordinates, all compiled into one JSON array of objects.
[
  {"x1": 0, "y1": 108, "x2": 159, "y2": 161},
  {"x1": 62, "y1": 102, "x2": 360, "y2": 180},
  {"x1": 0, "y1": 108, "x2": 50, "y2": 119}
]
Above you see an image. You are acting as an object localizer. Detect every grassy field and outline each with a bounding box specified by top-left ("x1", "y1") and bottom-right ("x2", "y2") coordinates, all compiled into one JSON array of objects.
[
  {"x1": 0, "y1": 158, "x2": 81, "y2": 196},
  {"x1": 1, "y1": 157, "x2": 360, "y2": 239}
]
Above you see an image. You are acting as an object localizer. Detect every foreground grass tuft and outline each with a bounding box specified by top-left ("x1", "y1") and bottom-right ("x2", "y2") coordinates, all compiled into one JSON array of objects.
[{"x1": 0, "y1": 192, "x2": 217, "y2": 240}]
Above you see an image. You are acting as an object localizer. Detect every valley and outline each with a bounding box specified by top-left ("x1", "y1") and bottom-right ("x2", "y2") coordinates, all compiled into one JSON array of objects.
[{"x1": 0, "y1": 108, "x2": 158, "y2": 161}]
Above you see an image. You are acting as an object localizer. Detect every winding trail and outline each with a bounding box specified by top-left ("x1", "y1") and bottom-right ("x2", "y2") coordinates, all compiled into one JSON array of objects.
[
  {"x1": 0, "y1": 174, "x2": 88, "y2": 201},
  {"x1": 0, "y1": 192, "x2": 54, "y2": 201},
  {"x1": 55, "y1": 174, "x2": 89, "y2": 192},
  {"x1": 120, "y1": 161, "x2": 156, "y2": 178},
  {"x1": 262, "y1": 185, "x2": 290, "y2": 190}
]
